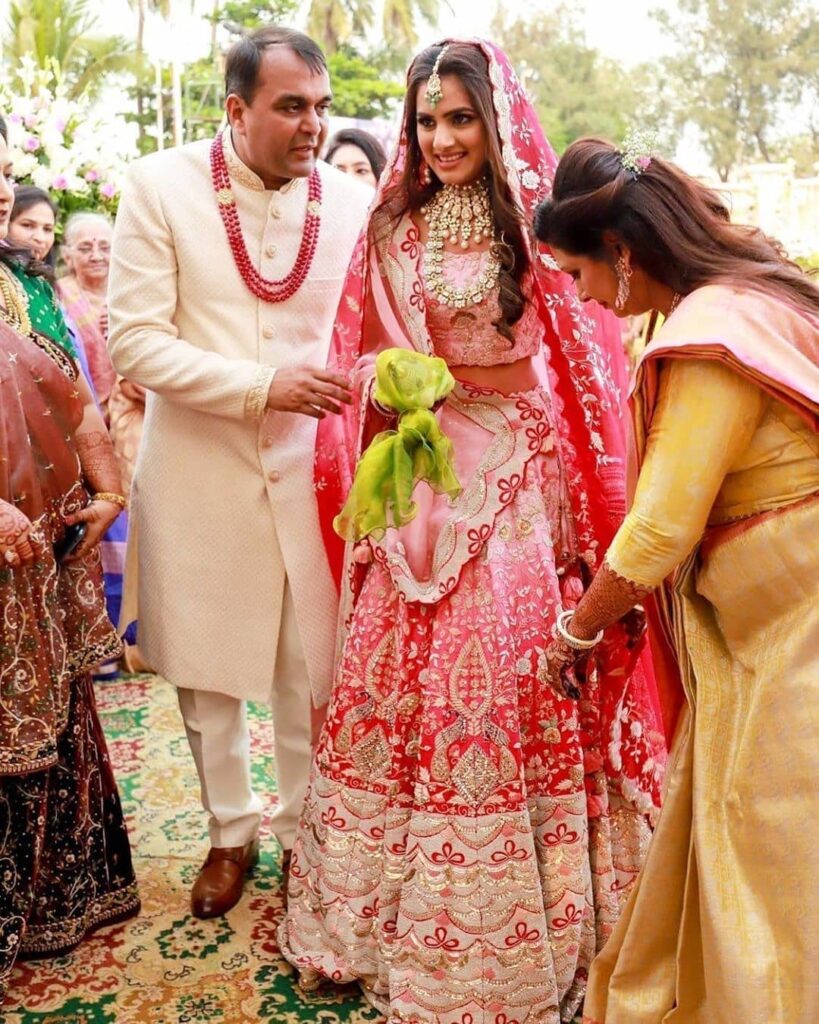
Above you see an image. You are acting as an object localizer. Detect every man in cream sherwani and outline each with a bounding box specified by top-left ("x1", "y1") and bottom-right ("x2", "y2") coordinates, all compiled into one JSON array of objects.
[{"x1": 108, "y1": 27, "x2": 371, "y2": 918}]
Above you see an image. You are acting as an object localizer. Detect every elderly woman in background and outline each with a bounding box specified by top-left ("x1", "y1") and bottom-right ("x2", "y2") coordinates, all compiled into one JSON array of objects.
[
  {"x1": 57, "y1": 209, "x2": 145, "y2": 498},
  {"x1": 57, "y1": 211, "x2": 117, "y2": 415},
  {"x1": 534, "y1": 136, "x2": 819, "y2": 1024},
  {"x1": 56, "y1": 211, "x2": 138, "y2": 652},
  {"x1": 325, "y1": 127, "x2": 387, "y2": 188},
  {"x1": 0, "y1": 115, "x2": 139, "y2": 999}
]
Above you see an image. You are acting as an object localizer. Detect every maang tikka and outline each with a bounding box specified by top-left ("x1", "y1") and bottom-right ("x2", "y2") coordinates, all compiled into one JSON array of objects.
[{"x1": 425, "y1": 45, "x2": 450, "y2": 108}]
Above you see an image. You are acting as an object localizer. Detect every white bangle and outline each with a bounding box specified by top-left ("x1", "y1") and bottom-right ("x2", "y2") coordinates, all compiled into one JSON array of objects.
[{"x1": 554, "y1": 609, "x2": 604, "y2": 650}]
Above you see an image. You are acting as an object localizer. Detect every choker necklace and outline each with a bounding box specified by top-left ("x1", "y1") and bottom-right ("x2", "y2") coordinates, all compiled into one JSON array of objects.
[
  {"x1": 210, "y1": 131, "x2": 321, "y2": 303},
  {"x1": 422, "y1": 179, "x2": 501, "y2": 308}
]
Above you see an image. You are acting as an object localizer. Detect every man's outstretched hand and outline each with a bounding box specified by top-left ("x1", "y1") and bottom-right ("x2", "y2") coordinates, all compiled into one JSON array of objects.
[{"x1": 266, "y1": 366, "x2": 352, "y2": 419}]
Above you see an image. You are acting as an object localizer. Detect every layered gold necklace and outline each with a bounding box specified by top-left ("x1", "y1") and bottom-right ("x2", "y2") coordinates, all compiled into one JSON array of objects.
[
  {"x1": 422, "y1": 179, "x2": 501, "y2": 308},
  {"x1": 0, "y1": 265, "x2": 33, "y2": 336}
]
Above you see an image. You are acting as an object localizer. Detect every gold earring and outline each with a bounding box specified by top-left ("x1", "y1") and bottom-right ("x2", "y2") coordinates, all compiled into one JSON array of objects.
[{"x1": 615, "y1": 255, "x2": 632, "y2": 310}]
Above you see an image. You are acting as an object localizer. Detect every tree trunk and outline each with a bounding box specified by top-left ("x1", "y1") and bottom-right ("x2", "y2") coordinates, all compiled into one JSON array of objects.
[
  {"x1": 136, "y1": 0, "x2": 146, "y2": 147},
  {"x1": 155, "y1": 59, "x2": 165, "y2": 151},
  {"x1": 169, "y1": 0, "x2": 184, "y2": 147},
  {"x1": 754, "y1": 128, "x2": 771, "y2": 163},
  {"x1": 210, "y1": 0, "x2": 219, "y2": 61}
]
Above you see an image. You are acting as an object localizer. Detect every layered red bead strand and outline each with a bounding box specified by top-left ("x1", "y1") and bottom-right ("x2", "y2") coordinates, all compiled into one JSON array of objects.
[{"x1": 210, "y1": 131, "x2": 321, "y2": 303}]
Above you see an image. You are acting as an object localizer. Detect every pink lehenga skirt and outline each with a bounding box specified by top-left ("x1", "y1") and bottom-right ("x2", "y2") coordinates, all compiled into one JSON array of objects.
[{"x1": 280, "y1": 383, "x2": 656, "y2": 1023}]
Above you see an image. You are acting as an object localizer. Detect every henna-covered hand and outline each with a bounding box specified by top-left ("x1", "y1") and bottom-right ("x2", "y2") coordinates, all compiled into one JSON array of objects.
[
  {"x1": 537, "y1": 637, "x2": 585, "y2": 701},
  {"x1": 568, "y1": 561, "x2": 652, "y2": 642},
  {"x1": 0, "y1": 499, "x2": 35, "y2": 567},
  {"x1": 620, "y1": 604, "x2": 648, "y2": 649},
  {"x1": 74, "y1": 430, "x2": 123, "y2": 496},
  {"x1": 63, "y1": 498, "x2": 122, "y2": 561}
]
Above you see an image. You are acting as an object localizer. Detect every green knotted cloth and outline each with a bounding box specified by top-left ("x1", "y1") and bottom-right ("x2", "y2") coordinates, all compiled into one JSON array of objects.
[{"x1": 333, "y1": 348, "x2": 462, "y2": 542}]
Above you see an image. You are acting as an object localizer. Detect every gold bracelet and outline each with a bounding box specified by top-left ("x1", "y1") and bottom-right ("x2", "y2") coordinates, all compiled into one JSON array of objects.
[{"x1": 92, "y1": 491, "x2": 128, "y2": 510}]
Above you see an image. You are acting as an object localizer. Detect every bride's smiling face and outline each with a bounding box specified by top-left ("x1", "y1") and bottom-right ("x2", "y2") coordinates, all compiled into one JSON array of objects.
[{"x1": 415, "y1": 74, "x2": 488, "y2": 186}]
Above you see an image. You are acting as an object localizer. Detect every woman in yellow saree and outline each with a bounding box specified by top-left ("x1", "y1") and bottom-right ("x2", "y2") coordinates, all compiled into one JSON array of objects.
[{"x1": 534, "y1": 136, "x2": 819, "y2": 1023}]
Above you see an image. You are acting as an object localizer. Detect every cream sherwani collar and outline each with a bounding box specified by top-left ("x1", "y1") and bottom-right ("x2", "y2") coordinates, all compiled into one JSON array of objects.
[{"x1": 222, "y1": 129, "x2": 302, "y2": 196}]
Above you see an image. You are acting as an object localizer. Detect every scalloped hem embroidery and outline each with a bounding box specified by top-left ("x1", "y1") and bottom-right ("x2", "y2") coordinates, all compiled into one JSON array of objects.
[{"x1": 19, "y1": 883, "x2": 140, "y2": 957}]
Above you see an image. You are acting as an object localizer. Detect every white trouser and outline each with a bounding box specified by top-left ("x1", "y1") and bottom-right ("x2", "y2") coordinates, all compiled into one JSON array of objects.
[{"x1": 177, "y1": 582, "x2": 311, "y2": 850}]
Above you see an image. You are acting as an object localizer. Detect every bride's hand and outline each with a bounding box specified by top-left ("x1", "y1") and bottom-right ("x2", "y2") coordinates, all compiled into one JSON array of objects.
[
  {"x1": 620, "y1": 604, "x2": 647, "y2": 648},
  {"x1": 537, "y1": 637, "x2": 584, "y2": 701}
]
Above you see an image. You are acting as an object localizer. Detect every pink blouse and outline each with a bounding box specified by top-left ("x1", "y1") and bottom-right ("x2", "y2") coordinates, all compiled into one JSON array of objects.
[{"x1": 424, "y1": 249, "x2": 542, "y2": 366}]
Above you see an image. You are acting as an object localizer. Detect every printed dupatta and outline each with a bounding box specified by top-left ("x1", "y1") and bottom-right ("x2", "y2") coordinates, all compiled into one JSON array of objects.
[
  {"x1": 56, "y1": 274, "x2": 116, "y2": 409},
  {"x1": 314, "y1": 39, "x2": 665, "y2": 817}
]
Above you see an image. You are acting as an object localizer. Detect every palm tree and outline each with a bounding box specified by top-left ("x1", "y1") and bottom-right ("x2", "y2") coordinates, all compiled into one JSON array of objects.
[
  {"x1": 307, "y1": 0, "x2": 374, "y2": 55},
  {"x1": 125, "y1": 0, "x2": 172, "y2": 147},
  {"x1": 307, "y1": 0, "x2": 439, "y2": 55},
  {"x1": 4, "y1": 0, "x2": 136, "y2": 100},
  {"x1": 382, "y1": 0, "x2": 441, "y2": 53}
]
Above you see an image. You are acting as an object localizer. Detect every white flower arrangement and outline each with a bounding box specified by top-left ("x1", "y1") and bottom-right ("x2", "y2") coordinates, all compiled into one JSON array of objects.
[{"x1": 0, "y1": 58, "x2": 136, "y2": 229}]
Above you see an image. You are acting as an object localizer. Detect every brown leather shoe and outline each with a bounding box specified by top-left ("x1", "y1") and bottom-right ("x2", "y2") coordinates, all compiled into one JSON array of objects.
[
  {"x1": 191, "y1": 838, "x2": 260, "y2": 919},
  {"x1": 281, "y1": 848, "x2": 292, "y2": 909}
]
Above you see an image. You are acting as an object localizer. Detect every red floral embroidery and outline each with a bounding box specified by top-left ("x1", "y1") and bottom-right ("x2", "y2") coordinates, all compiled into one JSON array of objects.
[
  {"x1": 423, "y1": 927, "x2": 461, "y2": 951},
  {"x1": 409, "y1": 280, "x2": 425, "y2": 312},
  {"x1": 467, "y1": 523, "x2": 492, "y2": 555},
  {"x1": 497, "y1": 474, "x2": 523, "y2": 506},
  {"x1": 504, "y1": 922, "x2": 541, "y2": 947},
  {"x1": 553, "y1": 903, "x2": 584, "y2": 928},
  {"x1": 401, "y1": 225, "x2": 420, "y2": 260}
]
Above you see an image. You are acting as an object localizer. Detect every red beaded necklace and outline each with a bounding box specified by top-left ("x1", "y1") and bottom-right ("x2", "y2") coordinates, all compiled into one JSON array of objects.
[{"x1": 210, "y1": 131, "x2": 322, "y2": 303}]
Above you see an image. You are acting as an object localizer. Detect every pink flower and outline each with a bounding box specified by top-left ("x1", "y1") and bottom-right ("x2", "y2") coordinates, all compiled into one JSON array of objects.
[
  {"x1": 52, "y1": 175, "x2": 69, "y2": 190},
  {"x1": 84, "y1": 169, "x2": 100, "y2": 182},
  {"x1": 24, "y1": 114, "x2": 37, "y2": 129},
  {"x1": 54, "y1": 118, "x2": 66, "y2": 133},
  {"x1": 100, "y1": 182, "x2": 116, "y2": 198},
  {"x1": 637, "y1": 155, "x2": 652, "y2": 170},
  {"x1": 24, "y1": 136, "x2": 39, "y2": 152},
  {"x1": 9, "y1": 114, "x2": 22, "y2": 125}
]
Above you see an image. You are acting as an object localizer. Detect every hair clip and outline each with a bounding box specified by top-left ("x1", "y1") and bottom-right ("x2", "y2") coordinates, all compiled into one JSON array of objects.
[
  {"x1": 619, "y1": 126, "x2": 657, "y2": 178},
  {"x1": 425, "y1": 45, "x2": 450, "y2": 108}
]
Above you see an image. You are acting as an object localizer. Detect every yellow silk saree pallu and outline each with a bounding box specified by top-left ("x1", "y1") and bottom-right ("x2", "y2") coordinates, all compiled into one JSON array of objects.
[
  {"x1": 585, "y1": 285, "x2": 819, "y2": 1024},
  {"x1": 585, "y1": 496, "x2": 819, "y2": 1023}
]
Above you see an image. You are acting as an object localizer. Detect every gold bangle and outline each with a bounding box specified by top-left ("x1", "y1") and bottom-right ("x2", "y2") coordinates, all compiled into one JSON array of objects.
[{"x1": 92, "y1": 491, "x2": 128, "y2": 510}]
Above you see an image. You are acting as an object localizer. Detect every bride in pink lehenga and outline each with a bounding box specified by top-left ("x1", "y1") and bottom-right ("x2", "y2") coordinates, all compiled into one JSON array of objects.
[{"x1": 279, "y1": 40, "x2": 667, "y2": 1023}]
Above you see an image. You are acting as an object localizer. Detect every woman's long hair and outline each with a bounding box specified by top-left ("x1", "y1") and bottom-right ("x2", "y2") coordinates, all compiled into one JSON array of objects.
[
  {"x1": 375, "y1": 42, "x2": 528, "y2": 342},
  {"x1": 534, "y1": 137, "x2": 819, "y2": 319},
  {"x1": 0, "y1": 117, "x2": 54, "y2": 282}
]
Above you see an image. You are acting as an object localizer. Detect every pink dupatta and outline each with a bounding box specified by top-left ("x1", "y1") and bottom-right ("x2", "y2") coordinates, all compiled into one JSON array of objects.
[
  {"x1": 315, "y1": 39, "x2": 665, "y2": 815},
  {"x1": 57, "y1": 274, "x2": 116, "y2": 410}
]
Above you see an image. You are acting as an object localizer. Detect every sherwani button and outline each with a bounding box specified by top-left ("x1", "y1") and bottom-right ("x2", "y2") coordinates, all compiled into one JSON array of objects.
[
  {"x1": 269, "y1": 206, "x2": 281, "y2": 219},
  {"x1": 265, "y1": 244, "x2": 278, "y2": 258},
  {"x1": 263, "y1": 325, "x2": 274, "y2": 339},
  {"x1": 267, "y1": 470, "x2": 281, "y2": 482},
  {"x1": 261, "y1": 436, "x2": 273, "y2": 449}
]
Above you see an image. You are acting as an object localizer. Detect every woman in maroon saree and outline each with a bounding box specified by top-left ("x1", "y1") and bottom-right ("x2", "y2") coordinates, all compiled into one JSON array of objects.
[{"x1": 0, "y1": 118, "x2": 139, "y2": 998}]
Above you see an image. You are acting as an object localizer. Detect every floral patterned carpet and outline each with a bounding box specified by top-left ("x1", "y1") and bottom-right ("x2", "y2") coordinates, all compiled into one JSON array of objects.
[{"x1": 3, "y1": 675, "x2": 382, "y2": 1024}]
